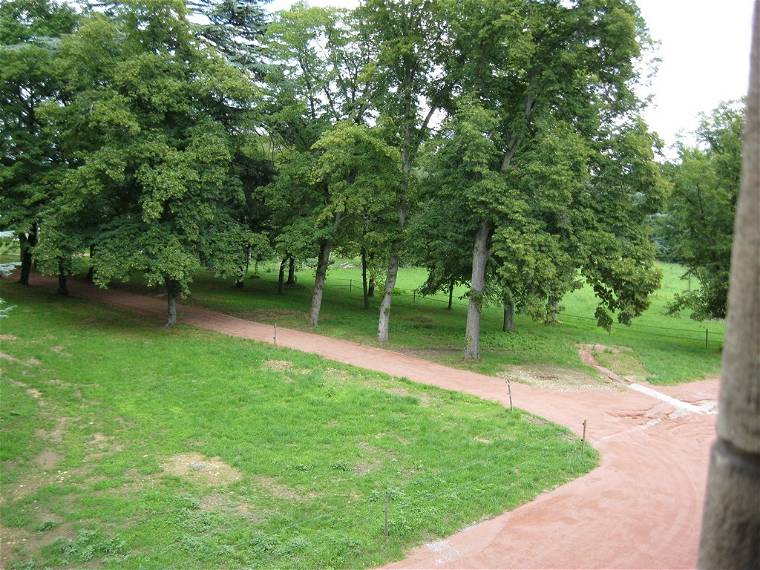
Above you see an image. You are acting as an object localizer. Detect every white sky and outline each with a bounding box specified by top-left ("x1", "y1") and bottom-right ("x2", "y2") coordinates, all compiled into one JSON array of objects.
[
  {"x1": 268, "y1": 0, "x2": 754, "y2": 154},
  {"x1": 637, "y1": 0, "x2": 753, "y2": 152}
]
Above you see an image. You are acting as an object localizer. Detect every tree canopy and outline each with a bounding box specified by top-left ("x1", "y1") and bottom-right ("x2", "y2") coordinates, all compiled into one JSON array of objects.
[
  {"x1": 1, "y1": 0, "x2": 701, "y2": 357},
  {"x1": 659, "y1": 101, "x2": 744, "y2": 320}
]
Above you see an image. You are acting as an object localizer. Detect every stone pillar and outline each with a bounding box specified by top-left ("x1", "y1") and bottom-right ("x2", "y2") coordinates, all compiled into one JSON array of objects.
[{"x1": 698, "y1": 2, "x2": 760, "y2": 567}]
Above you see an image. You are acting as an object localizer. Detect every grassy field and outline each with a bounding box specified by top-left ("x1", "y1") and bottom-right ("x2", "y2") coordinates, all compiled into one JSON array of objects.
[
  {"x1": 0, "y1": 282, "x2": 595, "y2": 569},
  {"x1": 107, "y1": 260, "x2": 723, "y2": 386}
]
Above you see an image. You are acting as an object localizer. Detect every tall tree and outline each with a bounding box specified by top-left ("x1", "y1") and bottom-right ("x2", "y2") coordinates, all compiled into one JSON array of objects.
[
  {"x1": 49, "y1": 0, "x2": 259, "y2": 325},
  {"x1": 0, "y1": 0, "x2": 77, "y2": 285},
  {"x1": 306, "y1": 122, "x2": 400, "y2": 326},
  {"x1": 359, "y1": 0, "x2": 453, "y2": 342},
  {"x1": 189, "y1": 0, "x2": 268, "y2": 70},
  {"x1": 440, "y1": 0, "x2": 662, "y2": 359},
  {"x1": 661, "y1": 102, "x2": 743, "y2": 320},
  {"x1": 262, "y1": 3, "x2": 378, "y2": 319}
]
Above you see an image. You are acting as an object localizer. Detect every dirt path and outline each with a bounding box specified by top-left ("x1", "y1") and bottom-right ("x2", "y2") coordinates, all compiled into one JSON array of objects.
[{"x1": 28, "y1": 276, "x2": 717, "y2": 568}]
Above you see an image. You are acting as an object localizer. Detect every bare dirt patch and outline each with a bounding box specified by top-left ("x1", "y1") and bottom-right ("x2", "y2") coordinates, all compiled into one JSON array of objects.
[
  {"x1": 324, "y1": 367, "x2": 351, "y2": 382},
  {"x1": 161, "y1": 453, "x2": 242, "y2": 486},
  {"x1": 353, "y1": 441, "x2": 394, "y2": 476},
  {"x1": 262, "y1": 360, "x2": 311, "y2": 377},
  {"x1": 252, "y1": 475, "x2": 316, "y2": 501},
  {"x1": 500, "y1": 364, "x2": 613, "y2": 392},
  {"x1": 33, "y1": 449, "x2": 62, "y2": 471},
  {"x1": 353, "y1": 460, "x2": 382, "y2": 475},
  {"x1": 111, "y1": 469, "x2": 162, "y2": 496},
  {"x1": 85, "y1": 432, "x2": 122, "y2": 460},
  {"x1": 0, "y1": 521, "x2": 75, "y2": 568},
  {"x1": 6, "y1": 473, "x2": 47, "y2": 501},
  {"x1": 47, "y1": 417, "x2": 70, "y2": 443},
  {"x1": 0, "y1": 334, "x2": 17, "y2": 341},
  {"x1": 26, "y1": 387, "x2": 42, "y2": 399},
  {"x1": 473, "y1": 436, "x2": 493, "y2": 444},
  {"x1": 263, "y1": 359, "x2": 292, "y2": 371},
  {"x1": 590, "y1": 345, "x2": 649, "y2": 383},
  {"x1": 0, "y1": 351, "x2": 21, "y2": 363}
]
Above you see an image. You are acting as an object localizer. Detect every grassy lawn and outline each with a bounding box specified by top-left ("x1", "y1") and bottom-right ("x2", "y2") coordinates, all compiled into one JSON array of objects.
[
  {"x1": 108, "y1": 260, "x2": 723, "y2": 385},
  {"x1": 0, "y1": 282, "x2": 595, "y2": 569}
]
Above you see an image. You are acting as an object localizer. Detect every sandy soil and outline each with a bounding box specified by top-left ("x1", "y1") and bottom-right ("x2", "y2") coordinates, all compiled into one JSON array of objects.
[{"x1": 26, "y1": 275, "x2": 718, "y2": 569}]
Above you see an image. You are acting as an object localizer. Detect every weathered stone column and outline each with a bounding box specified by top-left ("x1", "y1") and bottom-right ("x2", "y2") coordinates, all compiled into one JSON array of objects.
[{"x1": 698, "y1": 1, "x2": 760, "y2": 568}]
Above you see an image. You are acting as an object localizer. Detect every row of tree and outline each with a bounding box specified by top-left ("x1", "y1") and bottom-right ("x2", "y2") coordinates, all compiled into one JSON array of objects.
[{"x1": 1, "y1": 0, "x2": 730, "y2": 359}]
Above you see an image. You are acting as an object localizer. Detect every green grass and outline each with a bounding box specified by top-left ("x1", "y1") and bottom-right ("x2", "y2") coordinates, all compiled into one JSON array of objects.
[
  {"x1": 108, "y1": 260, "x2": 723, "y2": 385},
  {"x1": 0, "y1": 282, "x2": 596, "y2": 569}
]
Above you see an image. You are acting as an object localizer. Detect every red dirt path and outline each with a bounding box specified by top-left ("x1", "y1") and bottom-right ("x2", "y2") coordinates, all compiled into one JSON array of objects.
[{"x1": 29, "y1": 276, "x2": 717, "y2": 569}]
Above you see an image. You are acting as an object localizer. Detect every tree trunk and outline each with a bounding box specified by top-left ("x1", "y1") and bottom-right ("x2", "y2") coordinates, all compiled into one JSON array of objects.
[
  {"x1": 277, "y1": 256, "x2": 287, "y2": 295},
  {"x1": 698, "y1": 4, "x2": 760, "y2": 566},
  {"x1": 18, "y1": 234, "x2": 32, "y2": 286},
  {"x1": 166, "y1": 278, "x2": 179, "y2": 327},
  {"x1": 361, "y1": 247, "x2": 369, "y2": 309},
  {"x1": 377, "y1": 202, "x2": 406, "y2": 343},
  {"x1": 287, "y1": 256, "x2": 296, "y2": 285},
  {"x1": 377, "y1": 254, "x2": 399, "y2": 342},
  {"x1": 86, "y1": 244, "x2": 95, "y2": 282},
  {"x1": 464, "y1": 221, "x2": 491, "y2": 360},
  {"x1": 368, "y1": 273, "x2": 376, "y2": 297},
  {"x1": 17, "y1": 223, "x2": 38, "y2": 286},
  {"x1": 309, "y1": 241, "x2": 331, "y2": 327},
  {"x1": 503, "y1": 301, "x2": 515, "y2": 332},
  {"x1": 57, "y1": 260, "x2": 68, "y2": 296},
  {"x1": 235, "y1": 246, "x2": 251, "y2": 288},
  {"x1": 545, "y1": 297, "x2": 559, "y2": 325},
  {"x1": 447, "y1": 278, "x2": 455, "y2": 310}
]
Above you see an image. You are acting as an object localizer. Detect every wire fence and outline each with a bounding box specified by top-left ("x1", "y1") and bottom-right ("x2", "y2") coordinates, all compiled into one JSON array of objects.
[{"x1": 322, "y1": 276, "x2": 724, "y2": 349}]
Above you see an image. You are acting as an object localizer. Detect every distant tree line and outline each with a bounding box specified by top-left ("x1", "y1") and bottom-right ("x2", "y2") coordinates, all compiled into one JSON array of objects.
[{"x1": 2, "y1": 0, "x2": 712, "y2": 359}]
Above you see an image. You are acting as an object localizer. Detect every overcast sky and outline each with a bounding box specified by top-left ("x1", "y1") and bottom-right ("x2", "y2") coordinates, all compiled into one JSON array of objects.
[
  {"x1": 268, "y1": 0, "x2": 754, "y2": 153},
  {"x1": 636, "y1": 0, "x2": 753, "y2": 151}
]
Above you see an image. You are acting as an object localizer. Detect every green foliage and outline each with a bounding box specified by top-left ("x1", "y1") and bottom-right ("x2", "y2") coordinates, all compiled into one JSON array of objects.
[
  {"x1": 0, "y1": 0, "x2": 77, "y2": 246},
  {"x1": 43, "y1": 1, "x2": 261, "y2": 298},
  {"x1": 311, "y1": 122, "x2": 401, "y2": 236},
  {"x1": 412, "y1": 0, "x2": 663, "y2": 341},
  {"x1": 660, "y1": 102, "x2": 743, "y2": 320}
]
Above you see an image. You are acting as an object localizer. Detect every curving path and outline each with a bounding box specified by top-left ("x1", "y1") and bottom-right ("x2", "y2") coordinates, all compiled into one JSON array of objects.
[{"x1": 29, "y1": 276, "x2": 717, "y2": 569}]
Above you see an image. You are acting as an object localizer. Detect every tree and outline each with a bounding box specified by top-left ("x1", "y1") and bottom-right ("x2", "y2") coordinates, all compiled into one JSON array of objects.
[
  {"x1": 49, "y1": 0, "x2": 259, "y2": 325},
  {"x1": 189, "y1": 0, "x2": 268, "y2": 71},
  {"x1": 358, "y1": 0, "x2": 453, "y2": 342},
  {"x1": 0, "y1": 0, "x2": 77, "y2": 285},
  {"x1": 261, "y1": 3, "x2": 379, "y2": 319},
  {"x1": 437, "y1": 0, "x2": 662, "y2": 359},
  {"x1": 84, "y1": 0, "x2": 269, "y2": 71},
  {"x1": 661, "y1": 102, "x2": 743, "y2": 320},
  {"x1": 306, "y1": 122, "x2": 400, "y2": 326}
]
